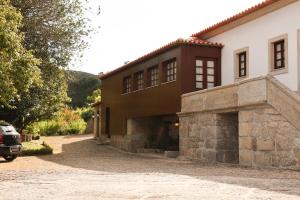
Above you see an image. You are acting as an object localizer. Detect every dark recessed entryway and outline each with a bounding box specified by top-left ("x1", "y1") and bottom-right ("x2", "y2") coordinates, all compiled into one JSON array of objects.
[{"x1": 216, "y1": 112, "x2": 239, "y2": 164}]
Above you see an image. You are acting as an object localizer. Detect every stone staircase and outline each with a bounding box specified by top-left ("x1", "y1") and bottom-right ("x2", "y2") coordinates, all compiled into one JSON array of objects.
[
  {"x1": 266, "y1": 76, "x2": 300, "y2": 131},
  {"x1": 179, "y1": 75, "x2": 300, "y2": 170}
]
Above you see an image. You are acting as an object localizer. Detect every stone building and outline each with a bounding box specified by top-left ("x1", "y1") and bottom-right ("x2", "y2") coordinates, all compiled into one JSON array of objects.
[{"x1": 97, "y1": 0, "x2": 300, "y2": 170}]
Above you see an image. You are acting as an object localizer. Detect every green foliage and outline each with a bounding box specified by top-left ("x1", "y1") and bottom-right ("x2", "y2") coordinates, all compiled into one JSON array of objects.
[
  {"x1": 0, "y1": 0, "x2": 99, "y2": 129},
  {"x1": 24, "y1": 123, "x2": 40, "y2": 136},
  {"x1": 0, "y1": 1, "x2": 41, "y2": 107},
  {"x1": 76, "y1": 107, "x2": 93, "y2": 122},
  {"x1": 28, "y1": 108, "x2": 87, "y2": 136},
  {"x1": 11, "y1": 0, "x2": 94, "y2": 68},
  {"x1": 22, "y1": 141, "x2": 53, "y2": 156},
  {"x1": 10, "y1": 66, "x2": 70, "y2": 130},
  {"x1": 67, "y1": 70, "x2": 101, "y2": 108},
  {"x1": 86, "y1": 89, "x2": 101, "y2": 104}
]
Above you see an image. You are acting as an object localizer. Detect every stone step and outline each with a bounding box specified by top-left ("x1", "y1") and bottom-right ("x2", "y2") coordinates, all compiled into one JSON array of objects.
[
  {"x1": 137, "y1": 148, "x2": 164, "y2": 153},
  {"x1": 164, "y1": 151, "x2": 179, "y2": 158}
]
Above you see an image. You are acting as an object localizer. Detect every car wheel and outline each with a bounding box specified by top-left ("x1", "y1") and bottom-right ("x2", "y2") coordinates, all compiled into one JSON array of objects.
[{"x1": 3, "y1": 155, "x2": 17, "y2": 162}]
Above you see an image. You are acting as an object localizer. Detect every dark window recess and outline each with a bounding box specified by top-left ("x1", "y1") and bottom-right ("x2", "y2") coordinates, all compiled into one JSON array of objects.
[
  {"x1": 148, "y1": 66, "x2": 159, "y2": 87},
  {"x1": 105, "y1": 107, "x2": 110, "y2": 138},
  {"x1": 123, "y1": 76, "x2": 132, "y2": 93},
  {"x1": 133, "y1": 71, "x2": 144, "y2": 91},
  {"x1": 274, "y1": 40, "x2": 285, "y2": 69},
  {"x1": 163, "y1": 59, "x2": 177, "y2": 82},
  {"x1": 238, "y1": 52, "x2": 247, "y2": 77}
]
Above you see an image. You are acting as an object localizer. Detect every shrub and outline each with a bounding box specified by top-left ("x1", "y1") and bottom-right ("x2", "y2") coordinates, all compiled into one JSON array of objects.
[
  {"x1": 26, "y1": 108, "x2": 87, "y2": 136},
  {"x1": 24, "y1": 123, "x2": 40, "y2": 136},
  {"x1": 76, "y1": 107, "x2": 93, "y2": 122}
]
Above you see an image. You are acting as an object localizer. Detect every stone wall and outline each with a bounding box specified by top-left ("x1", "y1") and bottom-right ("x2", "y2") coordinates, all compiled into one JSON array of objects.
[
  {"x1": 180, "y1": 112, "x2": 238, "y2": 163},
  {"x1": 110, "y1": 115, "x2": 179, "y2": 153},
  {"x1": 179, "y1": 76, "x2": 300, "y2": 170},
  {"x1": 239, "y1": 105, "x2": 300, "y2": 170},
  {"x1": 110, "y1": 134, "x2": 146, "y2": 153}
]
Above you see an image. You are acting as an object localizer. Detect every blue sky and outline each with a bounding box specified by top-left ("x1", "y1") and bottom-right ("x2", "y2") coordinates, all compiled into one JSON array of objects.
[{"x1": 72, "y1": 0, "x2": 263, "y2": 75}]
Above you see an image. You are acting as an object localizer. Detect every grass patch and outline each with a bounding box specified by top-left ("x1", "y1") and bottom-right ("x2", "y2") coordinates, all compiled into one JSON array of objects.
[{"x1": 22, "y1": 141, "x2": 53, "y2": 156}]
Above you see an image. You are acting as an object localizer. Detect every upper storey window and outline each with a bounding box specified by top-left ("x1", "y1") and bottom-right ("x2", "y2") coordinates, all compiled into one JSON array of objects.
[
  {"x1": 195, "y1": 58, "x2": 216, "y2": 90},
  {"x1": 238, "y1": 52, "x2": 247, "y2": 77},
  {"x1": 268, "y1": 34, "x2": 288, "y2": 75},
  {"x1": 234, "y1": 47, "x2": 249, "y2": 81},
  {"x1": 123, "y1": 76, "x2": 132, "y2": 94},
  {"x1": 147, "y1": 66, "x2": 159, "y2": 87},
  {"x1": 133, "y1": 71, "x2": 144, "y2": 91},
  {"x1": 273, "y1": 40, "x2": 285, "y2": 69},
  {"x1": 163, "y1": 59, "x2": 177, "y2": 83}
]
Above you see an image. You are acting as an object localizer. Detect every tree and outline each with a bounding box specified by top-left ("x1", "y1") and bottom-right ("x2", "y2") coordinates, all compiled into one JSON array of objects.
[
  {"x1": 86, "y1": 89, "x2": 101, "y2": 105},
  {"x1": 67, "y1": 70, "x2": 101, "y2": 108},
  {"x1": 0, "y1": 0, "x2": 41, "y2": 107},
  {"x1": 11, "y1": 0, "x2": 92, "y2": 67},
  {"x1": 11, "y1": 66, "x2": 69, "y2": 130},
  {"x1": 4, "y1": 0, "x2": 95, "y2": 129}
]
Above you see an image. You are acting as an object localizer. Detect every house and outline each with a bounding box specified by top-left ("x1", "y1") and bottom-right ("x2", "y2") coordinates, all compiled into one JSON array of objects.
[
  {"x1": 99, "y1": 39, "x2": 222, "y2": 151},
  {"x1": 98, "y1": 0, "x2": 300, "y2": 170}
]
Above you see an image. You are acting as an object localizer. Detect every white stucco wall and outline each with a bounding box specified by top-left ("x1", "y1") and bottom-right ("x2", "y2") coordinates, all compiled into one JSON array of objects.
[{"x1": 209, "y1": 1, "x2": 300, "y2": 91}]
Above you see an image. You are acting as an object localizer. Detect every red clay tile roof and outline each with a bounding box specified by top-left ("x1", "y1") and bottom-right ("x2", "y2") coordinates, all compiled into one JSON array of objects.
[
  {"x1": 191, "y1": 0, "x2": 278, "y2": 38},
  {"x1": 100, "y1": 38, "x2": 223, "y2": 79}
]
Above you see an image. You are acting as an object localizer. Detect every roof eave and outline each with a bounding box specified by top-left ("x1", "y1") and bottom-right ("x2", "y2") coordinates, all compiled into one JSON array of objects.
[
  {"x1": 100, "y1": 41, "x2": 223, "y2": 80},
  {"x1": 192, "y1": 0, "x2": 297, "y2": 39}
]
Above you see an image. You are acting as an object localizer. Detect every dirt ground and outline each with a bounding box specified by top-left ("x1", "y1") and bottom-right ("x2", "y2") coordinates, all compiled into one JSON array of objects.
[{"x1": 0, "y1": 134, "x2": 300, "y2": 200}]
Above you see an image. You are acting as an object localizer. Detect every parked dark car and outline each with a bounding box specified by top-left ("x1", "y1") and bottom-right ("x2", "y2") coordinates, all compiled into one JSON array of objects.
[{"x1": 0, "y1": 122, "x2": 22, "y2": 161}]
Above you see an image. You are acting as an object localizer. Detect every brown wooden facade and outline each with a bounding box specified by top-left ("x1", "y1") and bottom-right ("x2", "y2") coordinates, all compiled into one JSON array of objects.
[{"x1": 100, "y1": 43, "x2": 222, "y2": 138}]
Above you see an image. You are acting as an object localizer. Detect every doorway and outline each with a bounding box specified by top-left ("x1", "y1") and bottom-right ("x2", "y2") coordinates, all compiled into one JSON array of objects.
[
  {"x1": 216, "y1": 112, "x2": 239, "y2": 164},
  {"x1": 105, "y1": 107, "x2": 110, "y2": 138}
]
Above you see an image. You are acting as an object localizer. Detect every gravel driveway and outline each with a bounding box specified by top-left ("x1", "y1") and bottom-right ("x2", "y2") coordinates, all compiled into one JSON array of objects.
[{"x1": 0, "y1": 134, "x2": 300, "y2": 200}]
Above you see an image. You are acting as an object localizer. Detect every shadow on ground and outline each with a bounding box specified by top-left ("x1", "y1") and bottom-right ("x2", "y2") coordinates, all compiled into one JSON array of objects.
[{"x1": 39, "y1": 135, "x2": 300, "y2": 197}]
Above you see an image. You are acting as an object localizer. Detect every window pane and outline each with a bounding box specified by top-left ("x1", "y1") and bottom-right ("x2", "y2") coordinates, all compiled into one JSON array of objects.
[
  {"x1": 207, "y1": 83, "x2": 214, "y2": 89},
  {"x1": 196, "y1": 75, "x2": 203, "y2": 81},
  {"x1": 276, "y1": 43, "x2": 281, "y2": 51},
  {"x1": 207, "y1": 61, "x2": 214, "y2": 68},
  {"x1": 240, "y1": 69, "x2": 245, "y2": 76},
  {"x1": 196, "y1": 67, "x2": 203, "y2": 74},
  {"x1": 196, "y1": 60, "x2": 203, "y2": 67},
  {"x1": 207, "y1": 68, "x2": 214, "y2": 75},
  {"x1": 276, "y1": 52, "x2": 281, "y2": 59},
  {"x1": 207, "y1": 75, "x2": 214, "y2": 82},
  {"x1": 276, "y1": 60, "x2": 282, "y2": 67},
  {"x1": 240, "y1": 62, "x2": 245, "y2": 69},
  {"x1": 240, "y1": 54, "x2": 245, "y2": 62},
  {"x1": 196, "y1": 82, "x2": 203, "y2": 89}
]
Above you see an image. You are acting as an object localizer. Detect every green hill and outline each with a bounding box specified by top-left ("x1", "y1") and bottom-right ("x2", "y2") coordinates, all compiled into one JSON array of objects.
[{"x1": 67, "y1": 70, "x2": 101, "y2": 108}]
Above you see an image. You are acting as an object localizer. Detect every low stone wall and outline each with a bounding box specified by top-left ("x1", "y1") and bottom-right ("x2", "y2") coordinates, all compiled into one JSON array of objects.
[
  {"x1": 110, "y1": 134, "x2": 146, "y2": 153},
  {"x1": 180, "y1": 112, "x2": 238, "y2": 164},
  {"x1": 179, "y1": 76, "x2": 300, "y2": 170}
]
